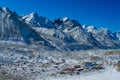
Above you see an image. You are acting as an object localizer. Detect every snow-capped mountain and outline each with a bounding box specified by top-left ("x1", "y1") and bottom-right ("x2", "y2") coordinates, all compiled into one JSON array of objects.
[
  {"x1": 22, "y1": 12, "x2": 56, "y2": 29},
  {"x1": 0, "y1": 7, "x2": 52, "y2": 47},
  {"x1": 0, "y1": 7, "x2": 23, "y2": 41},
  {"x1": 53, "y1": 17, "x2": 100, "y2": 49},
  {"x1": 0, "y1": 7, "x2": 120, "y2": 50},
  {"x1": 83, "y1": 25, "x2": 120, "y2": 47},
  {"x1": 114, "y1": 32, "x2": 120, "y2": 40}
]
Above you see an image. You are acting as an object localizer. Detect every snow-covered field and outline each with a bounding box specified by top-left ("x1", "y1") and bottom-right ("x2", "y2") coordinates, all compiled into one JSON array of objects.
[
  {"x1": 48, "y1": 67, "x2": 120, "y2": 80},
  {"x1": 0, "y1": 42, "x2": 120, "y2": 80}
]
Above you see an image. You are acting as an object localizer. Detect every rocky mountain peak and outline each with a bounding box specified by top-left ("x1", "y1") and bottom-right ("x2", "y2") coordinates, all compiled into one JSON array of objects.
[
  {"x1": 22, "y1": 12, "x2": 39, "y2": 23},
  {"x1": 0, "y1": 7, "x2": 18, "y2": 16},
  {"x1": 0, "y1": 7, "x2": 120, "y2": 50}
]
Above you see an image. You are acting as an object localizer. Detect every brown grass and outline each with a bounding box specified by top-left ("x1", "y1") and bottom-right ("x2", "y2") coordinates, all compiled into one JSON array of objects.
[
  {"x1": 104, "y1": 49, "x2": 120, "y2": 55},
  {"x1": 116, "y1": 63, "x2": 120, "y2": 72}
]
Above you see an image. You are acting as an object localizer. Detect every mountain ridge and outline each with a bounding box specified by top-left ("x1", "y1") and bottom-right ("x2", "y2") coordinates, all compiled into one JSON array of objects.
[{"x1": 0, "y1": 7, "x2": 120, "y2": 51}]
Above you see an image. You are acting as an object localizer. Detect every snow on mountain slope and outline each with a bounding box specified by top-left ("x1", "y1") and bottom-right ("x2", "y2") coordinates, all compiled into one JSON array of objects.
[
  {"x1": 0, "y1": 7, "x2": 23, "y2": 41},
  {"x1": 0, "y1": 7, "x2": 53, "y2": 48},
  {"x1": 114, "y1": 32, "x2": 120, "y2": 40},
  {"x1": 83, "y1": 25, "x2": 120, "y2": 47},
  {"x1": 54, "y1": 18, "x2": 100, "y2": 46},
  {"x1": 0, "y1": 7, "x2": 120, "y2": 50},
  {"x1": 22, "y1": 12, "x2": 56, "y2": 29},
  {"x1": 53, "y1": 17, "x2": 81, "y2": 31},
  {"x1": 23, "y1": 16, "x2": 80, "y2": 50},
  {"x1": 23, "y1": 14, "x2": 75, "y2": 43}
]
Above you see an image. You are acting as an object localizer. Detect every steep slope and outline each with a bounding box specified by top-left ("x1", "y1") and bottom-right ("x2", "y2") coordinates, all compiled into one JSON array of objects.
[
  {"x1": 114, "y1": 32, "x2": 120, "y2": 40},
  {"x1": 0, "y1": 7, "x2": 23, "y2": 41},
  {"x1": 0, "y1": 7, "x2": 120, "y2": 50},
  {"x1": 22, "y1": 12, "x2": 56, "y2": 29},
  {"x1": 83, "y1": 25, "x2": 120, "y2": 47},
  {"x1": 23, "y1": 13, "x2": 73, "y2": 42},
  {"x1": 23, "y1": 14, "x2": 79, "y2": 50},
  {"x1": 0, "y1": 7, "x2": 52, "y2": 47},
  {"x1": 53, "y1": 17, "x2": 100, "y2": 46}
]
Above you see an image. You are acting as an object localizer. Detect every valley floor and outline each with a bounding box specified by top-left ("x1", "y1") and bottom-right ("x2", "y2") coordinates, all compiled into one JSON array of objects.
[
  {"x1": 0, "y1": 43, "x2": 120, "y2": 80},
  {"x1": 47, "y1": 67, "x2": 120, "y2": 80}
]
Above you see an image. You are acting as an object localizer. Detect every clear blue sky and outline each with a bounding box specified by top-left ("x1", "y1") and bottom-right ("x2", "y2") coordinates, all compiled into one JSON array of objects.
[{"x1": 0, "y1": 0, "x2": 120, "y2": 32}]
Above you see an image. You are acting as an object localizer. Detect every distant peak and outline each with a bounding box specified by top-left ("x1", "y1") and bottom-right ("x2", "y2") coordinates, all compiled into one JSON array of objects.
[
  {"x1": 26, "y1": 12, "x2": 39, "y2": 19},
  {"x1": 54, "y1": 17, "x2": 69, "y2": 22},
  {"x1": 62, "y1": 17, "x2": 69, "y2": 22},
  {"x1": 1, "y1": 7, "x2": 11, "y2": 13},
  {"x1": 30, "y1": 12, "x2": 38, "y2": 17},
  {"x1": 22, "y1": 12, "x2": 39, "y2": 22},
  {"x1": 2, "y1": 7, "x2": 8, "y2": 10},
  {"x1": 99, "y1": 27, "x2": 109, "y2": 32},
  {"x1": 82, "y1": 24, "x2": 87, "y2": 29},
  {"x1": 87, "y1": 26, "x2": 96, "y2": 29}
]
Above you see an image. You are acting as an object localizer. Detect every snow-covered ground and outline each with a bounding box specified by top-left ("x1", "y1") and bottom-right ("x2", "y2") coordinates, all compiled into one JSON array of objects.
[
  {"x1": 48, "y1": 67, "x2": 120, "y2": 80},
  {"x1": 0, "y1": 42, "x2": 120, "y2": 80}
]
